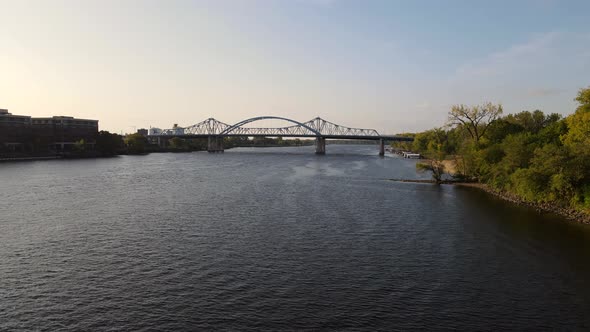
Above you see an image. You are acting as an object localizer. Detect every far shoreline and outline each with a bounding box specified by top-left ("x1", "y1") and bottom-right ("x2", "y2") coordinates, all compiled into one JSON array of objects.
[{"x1": 0, "y1": 144, "x2": 316, "y2": 163}]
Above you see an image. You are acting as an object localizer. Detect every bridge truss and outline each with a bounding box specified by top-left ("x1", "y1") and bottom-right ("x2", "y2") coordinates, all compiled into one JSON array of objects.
[
  {"x1": 153, "y1": 116, "x2": 381, "y2": 138},
  {"x1": 149, "y1": 116, "x2": 411, "y2": 155}
]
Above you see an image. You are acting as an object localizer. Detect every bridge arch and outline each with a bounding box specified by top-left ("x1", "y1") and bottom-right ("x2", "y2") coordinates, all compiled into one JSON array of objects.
[{"x1": 220, "y1": 116, "x2": 321, "y2": 136}]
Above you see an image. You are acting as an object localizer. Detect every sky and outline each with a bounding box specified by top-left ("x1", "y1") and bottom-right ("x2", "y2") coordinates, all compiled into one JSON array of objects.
[{"x1": 1, "y1": 0, "x2": 589, "y2": 134}]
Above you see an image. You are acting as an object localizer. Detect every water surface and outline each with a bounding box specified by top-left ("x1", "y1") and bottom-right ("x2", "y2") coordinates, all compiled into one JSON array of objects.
[{"x1": 1, "y1": 145, "x2": 590, "y2": 330}]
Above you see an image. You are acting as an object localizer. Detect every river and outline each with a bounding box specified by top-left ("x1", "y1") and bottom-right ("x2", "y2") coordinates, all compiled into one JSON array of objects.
[{"x1": 1, "y1": 144, "x2": 590, "y2": 330}]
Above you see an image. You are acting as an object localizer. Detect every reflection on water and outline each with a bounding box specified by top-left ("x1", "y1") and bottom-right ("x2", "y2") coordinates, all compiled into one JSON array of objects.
[{"x1": 1, "y1": 144, "x2": 589, "y2": 330}]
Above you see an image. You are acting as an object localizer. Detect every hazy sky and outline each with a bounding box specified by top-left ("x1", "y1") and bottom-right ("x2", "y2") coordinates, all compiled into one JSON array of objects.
[{"x1": 1, "y1": 0, "x2": 589, "y2": 134}]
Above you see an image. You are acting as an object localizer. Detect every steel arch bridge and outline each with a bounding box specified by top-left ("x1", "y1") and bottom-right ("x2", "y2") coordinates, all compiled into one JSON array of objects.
[{"x1": 148, "y1": 116, "x2": 412, "y2": 155}]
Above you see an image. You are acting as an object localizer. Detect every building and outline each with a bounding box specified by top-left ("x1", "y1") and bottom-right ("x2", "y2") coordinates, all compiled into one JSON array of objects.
[
  {"x1": 148, "y1": 127, "x2": 162, "y2": 136},
  {"x1": 0, "y1": 109, "x2": 99, "y2": 152},
  {"x1": 137, "y1": 128, "x2": 148, "y2": 136},
  {"x1": 31, "y1": 116, "x2": 99, "y2": 150},
  {"x1": 171, "y1": 123, "x2": 184, "y2": 136},
  {"x1": 0, "y1": 109, "x2": 32, "y2": 152}
]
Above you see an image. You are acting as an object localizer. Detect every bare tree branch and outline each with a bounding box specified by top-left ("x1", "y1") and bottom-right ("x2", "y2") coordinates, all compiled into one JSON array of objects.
[{"x1": 447, "y1": 103, "x2": 503, "y2": 143}]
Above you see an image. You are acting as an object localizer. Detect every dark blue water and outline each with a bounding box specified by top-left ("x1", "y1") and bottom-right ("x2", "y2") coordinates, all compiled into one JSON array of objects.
[{"x1": 1, "y1": 145, "x2": 590, "y2": 330}]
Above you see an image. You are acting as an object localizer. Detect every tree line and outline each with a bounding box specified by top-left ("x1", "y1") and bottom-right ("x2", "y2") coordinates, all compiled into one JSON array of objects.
[
  {"x1": 392, "y1": 87, "x2": 590, "y2": 215},
  {"x1": 92, "y1": 132, "x2": 313, "y2": 156}
]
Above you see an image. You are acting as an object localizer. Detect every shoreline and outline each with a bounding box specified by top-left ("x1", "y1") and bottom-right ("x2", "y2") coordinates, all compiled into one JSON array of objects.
[
  {"x1": 0, "y1": 155, "x2": 63, "y2": 162},
  {"x1": 0, "y1": 145, "x2": 309, "y2": 163},
  {"x1": 389, "y1": 178, "x2": 590, "y2": 224}
]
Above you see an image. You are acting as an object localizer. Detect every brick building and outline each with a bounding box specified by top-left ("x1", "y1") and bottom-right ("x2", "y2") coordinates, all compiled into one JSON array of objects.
[
  {"x1": 31, "y1": 116, "x2": 99, "y2": 150},
  {"x1": 0, "y1": 109, "x2": 32, "y2": 152},
  {"x1": 0, "y1": 109, "x2": 99, "y2": 152}
]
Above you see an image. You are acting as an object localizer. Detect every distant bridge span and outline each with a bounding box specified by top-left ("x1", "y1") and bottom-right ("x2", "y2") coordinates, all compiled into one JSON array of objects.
[{"x1": 148, "y1": 116, "x2": 413, "y2": 155}]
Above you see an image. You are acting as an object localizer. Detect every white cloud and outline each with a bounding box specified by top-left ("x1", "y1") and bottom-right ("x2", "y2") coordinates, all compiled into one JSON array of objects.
[
  {"x1": 446, "y1": 30, "x2": 590, "y2": 110},
  {"x1": 454, "y1": 31, "x2": 559, "y2": 79}
]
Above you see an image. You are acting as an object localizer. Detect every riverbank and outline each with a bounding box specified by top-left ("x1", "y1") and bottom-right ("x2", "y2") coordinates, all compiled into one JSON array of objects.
[
  {"x1": 0, "y1": 151, "x2": 115, "y2": 162},
  {"x1": 389, "y1": 178, "x2": 590, "y2": 224},
  {"x1": 0, "y1": 155, "x2": 63, "y2": 162},
  {"x1": 0, "y1": 144, "x2": 313, "y2": 163}
]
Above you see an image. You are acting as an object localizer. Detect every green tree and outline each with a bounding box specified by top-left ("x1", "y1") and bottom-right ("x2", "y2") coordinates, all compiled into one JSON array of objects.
[
  {"x1": 96, "y1": 131, "x2": 123, "y2": 156},
  {"x1": 73, "y1": 139, "x2": 86, "y2": 152},
  {"x1": 562, "y1": 95, "x2": 590, "y2": 150},
  {"x1": 124, "y1": 133, "x2": 148, "y2": 154},
  {"x1": 504, "y1": 110, "x2": 562, "y2": 134},
  {"x1": 416, "y1": 128, "x2": 448, "y2": 184},
  {"x1": 483, "y1": 119, "x2": 524, "y2": 144},
  {"x1": 501, "y1": 132, "x2": 537, "y2": 170},
  {"x1": 169, "y1": 137, "x2": 185, "y2": 149},
  {"x1": 574, "y1": 85, "x2": 590, "y2": 114},
  {"x1": 559, "y1": 86, "x2": 590, "y2": 210},
  {"x1": 396, "y1": 86, "x2": 590, "y2": 217}
]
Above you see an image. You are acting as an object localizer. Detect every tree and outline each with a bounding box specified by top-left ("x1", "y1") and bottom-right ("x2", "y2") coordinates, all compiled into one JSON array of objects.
[
  {"x1": 416, "y1": 128, "x2": 448, "y2": 184},
  {"x1": 559, "y1": 86, "x2": 590, "y2": 210},
  {"x1": 504, "y1": 110, "x2": 561, "y2": 134},
  {"x1": 397, "y1": 87, "x2": 590, "y2": 217},
  {"x1": 448, "y1": 102, "x2": 503, "y2": 143},
  {"x1": 96, "y1": 131, "x2": 123, "y2": 156},
  {"x1": 124, "y1": 133, "x2": 148, "y2": 154},
  {"x1": 481, "y1": 119, "x2": 522, "y2": 145},
  {"x1": 73, "y1": 139, "x2": 86, "y2": 152},
  {"x1": 574, "y1": 85, "x2": 590, "y2": 114},
  {"x1": 500, "y1": 132, "x2": 537, "y2": 170},
  {"x1": 169, "y1": 137, "x2": 185, "y2": 149},
  {"x1": 562, "y1": 87, "x2": 590, "y2": 150}
]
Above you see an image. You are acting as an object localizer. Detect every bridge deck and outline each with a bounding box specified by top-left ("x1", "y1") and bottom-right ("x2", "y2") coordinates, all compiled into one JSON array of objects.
[{"x1": 151, "y1": 134, "x2": 413, "y2": 141}]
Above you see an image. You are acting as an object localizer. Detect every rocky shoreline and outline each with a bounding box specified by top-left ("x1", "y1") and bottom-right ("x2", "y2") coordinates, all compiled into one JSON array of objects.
[{"x1": 389, "y1": 179, "x2": 590, "y2": 224}]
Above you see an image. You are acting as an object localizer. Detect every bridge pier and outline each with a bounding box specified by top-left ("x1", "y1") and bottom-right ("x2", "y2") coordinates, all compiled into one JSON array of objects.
[
  {"x1": 157, "y1": 136, "x2": 167, "y2": 148},
  {"x1": 379, "y1": 138, "x2": 385, "y2": 156},
  {"x1": 207, "y1": 135, "x2": 224, "y2": 153},
  {"x1": 315, "y1": 137, "x2": 326, "y2": 155}
]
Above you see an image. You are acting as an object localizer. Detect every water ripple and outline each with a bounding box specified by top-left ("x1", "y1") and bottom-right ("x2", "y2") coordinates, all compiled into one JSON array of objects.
[{"x1": 1, "y1": 145, "x2": 590, "y2": 330}]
